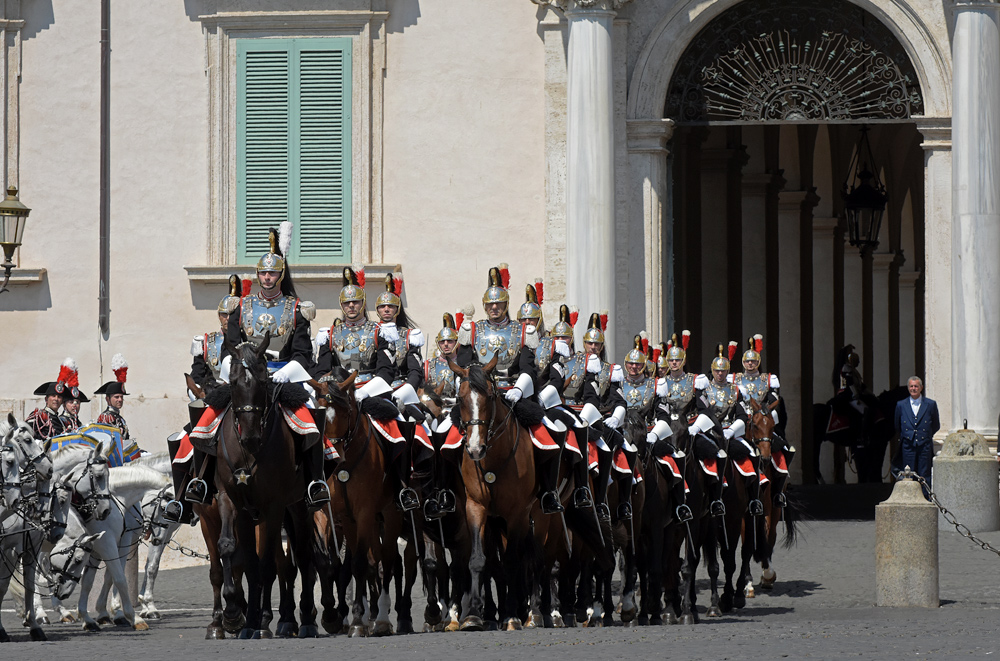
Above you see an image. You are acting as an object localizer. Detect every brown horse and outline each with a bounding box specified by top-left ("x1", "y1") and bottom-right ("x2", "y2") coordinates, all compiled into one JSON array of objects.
[
  {"x1": 749, "y1": 398, "x2": 797, "y2": 593},
  {"x1": 213, "y1": 336, "x2": 319, "y2": 639},
  {"x1": 449, "y1": 356, "x2": 540, "y2": 631},
  {"x1": 312, "y1": 369, "x2": 405, "y2": 637}
]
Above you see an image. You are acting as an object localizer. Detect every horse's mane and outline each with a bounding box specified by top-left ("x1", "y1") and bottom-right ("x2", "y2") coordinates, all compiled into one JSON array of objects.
[
  {"x1": 467, "y1": 363, "x2": 491, "y2": 397},
  {"x1": 109, "y1": 463, "x2": 171, "y2": 492},
  {"x1": 51, "y1": 444, "x2": 98, "y2": 475},
  {"x1": 128, "y1": 451, "x2": 170, "y2": 474}
]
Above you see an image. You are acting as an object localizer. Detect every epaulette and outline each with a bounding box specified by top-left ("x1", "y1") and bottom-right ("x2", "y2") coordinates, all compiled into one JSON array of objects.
[
  {"x1": 221, "y1": 297, "x2": 239, "y2": 315},
  {"x1": 299, "y1": 300, "x2": 317, "y2": 322},
  {"x1": 191, "y1": 335, "x2": 205, "y2": 357},
  {"x1": 458, "y1": 320, "x2": 473, "y2": 346},
  {"x1": 523, "y1": 324, "x2": 539, "y2": 350}
]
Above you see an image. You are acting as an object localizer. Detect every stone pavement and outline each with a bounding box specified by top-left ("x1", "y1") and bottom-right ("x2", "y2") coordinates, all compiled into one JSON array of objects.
[{"x1": 5, "y1": 485, "x2": 1000, "y2": 659}]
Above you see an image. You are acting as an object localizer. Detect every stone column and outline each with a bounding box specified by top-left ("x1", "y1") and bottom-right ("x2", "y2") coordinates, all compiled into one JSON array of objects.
[
  {"x1": 627, "y1": 119, "x2": 674, "y2": 344},
  {"x1": 871, "y1": 252, "x2": 896, "y2": 393},
  {"x1": 898, "y1": 269, "x2": 920, "y2": 380},
  {"x1": 952, "y1": 2, "x2": 1000, "y2": 436},
  {"x1": 812, "y1": 217, "x2": 840, "y2": 484},
  {"x1": 916, "y1": 118, "x2": 952, "y2": 434}
]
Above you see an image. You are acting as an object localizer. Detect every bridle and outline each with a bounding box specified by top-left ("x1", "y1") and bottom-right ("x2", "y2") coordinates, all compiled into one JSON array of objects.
[
  {"x1": 223, "y1": 343, "x2": 276, "y2": 484},
  {"x1": 455, "y1": 371, "x2": 517, "y2": 463},
  {"x1": 69, "y1": 456, "x2": 111, "y2": 522},
  {"x1": 49, "y1": 534, "x2": 101, "y2": 590},
  {"x1": 143, "y1": 485, "x2": 175, "y2": 545}
]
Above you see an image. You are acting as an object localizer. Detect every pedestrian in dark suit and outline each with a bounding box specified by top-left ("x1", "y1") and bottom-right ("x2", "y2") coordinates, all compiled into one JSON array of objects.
[{"x1": 894, "y1": 376, "x2": 940, "y2": 495}]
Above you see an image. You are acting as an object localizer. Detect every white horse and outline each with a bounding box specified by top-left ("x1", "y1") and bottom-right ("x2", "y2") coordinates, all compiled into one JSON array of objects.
[{"x1": 75, "y1": 463, "x2": 170, "y2": 632}]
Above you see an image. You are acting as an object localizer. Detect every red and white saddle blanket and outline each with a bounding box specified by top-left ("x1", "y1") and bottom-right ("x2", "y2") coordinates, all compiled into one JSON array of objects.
[
  {"x1": 529, "y1": 424, "x2": 560, "y2": 451},
  {"x1": 176, "y1": 404, "x2": 319, "y2": 465},
  {"x1": 699, "y1": 457, "x2": 718, "y2": 478},
  {"x1": 369, "y1": 416, "x2": 432, "y2": 449},
  {"x1": 771, "y1": 450, "x2": 788, "y2": 474}
]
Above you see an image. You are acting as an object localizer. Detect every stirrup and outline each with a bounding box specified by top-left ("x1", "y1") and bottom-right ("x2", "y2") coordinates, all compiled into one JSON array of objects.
[
  {"x1": 184, "y1": 478, "x2": 209, "y2": 504},
  {"x1": 710, "y1": 500, "x2": 726, "y2": 517},
  {"x1": 596, "y1": 502, "x2": 611, "y2": 522},
  {"x1": 749, "y1": 499, "x2": 764, "y2": 516},
  {"x1": 423, "y1": 497, "x2": 444, "y2": 521},
  {"x1": 162, "y1": 499, "x2": 183, "y2": 523},
  {"x1": 617, "y1": 502, "x2": 633, "y2": 521},
  {"x1": 573, "y1": 487, "x2": 594, "y2": 509},
  {"x1": 675, "y1": 504, "x2": 693, "y2": 523},
  {"x1": 437, "y1": 488, "x2": 456, "y2": 513},
  {"x1": 305, "y1": 480, "x2": 332, "y2": 509},
  {"x1": 540, "y1": 491, "x2": 565, "y2": 515},
  {"x1": 398, "y1": 487, "x2": 420, "y2": 512},
  {"x1": 774, "y1": 492, "x2": 788, "y2": 508}
]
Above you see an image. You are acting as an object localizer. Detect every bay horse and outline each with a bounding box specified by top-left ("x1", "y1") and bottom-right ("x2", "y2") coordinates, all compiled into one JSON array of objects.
[
  {"x1": 750, "y1": 398, "x2": 798, "y2": 593},
  {"x1": 214, "y1": 335, "x2": 319, "y2": 639},
  {"x1": 449, "y1": 356, "x2": 540, "y2": 631},
  {"x1": 311, "y1": 368, "x2": 406, "y2": 637}
]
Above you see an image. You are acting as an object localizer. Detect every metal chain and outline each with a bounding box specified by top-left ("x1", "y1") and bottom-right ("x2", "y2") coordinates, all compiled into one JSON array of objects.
[
  {"x1": 165, "y1": 538, "x2": 210, "y2": 560},
  {"x1": 897, "y1": 466, "x2": 1000, "y2": 559}
]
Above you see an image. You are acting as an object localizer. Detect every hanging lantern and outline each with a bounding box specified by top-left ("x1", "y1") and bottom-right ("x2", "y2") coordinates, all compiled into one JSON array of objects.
[{"x1": 842, "y1": 126, "x2": 887, "y2": 255}]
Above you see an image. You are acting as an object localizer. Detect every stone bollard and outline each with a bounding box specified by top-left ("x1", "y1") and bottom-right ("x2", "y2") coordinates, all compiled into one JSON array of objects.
[
  {"x1": 933, "y1": 429, "x2": 1000, "y2": 532},
  {"x1": 875, "y1": 474, "x2": 938, "y2": 607}
]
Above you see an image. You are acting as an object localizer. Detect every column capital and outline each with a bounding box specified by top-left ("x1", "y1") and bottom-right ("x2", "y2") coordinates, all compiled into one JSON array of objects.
[
  {"x1": 898, "y1": 269, "x2": 922, "y2": 288},
  {"x1": 871, "y1": 251, "x2": 898, "y2": 272},
  {"x1": 626, "y1": 118, "x2": 674, "y2": 154},
  {"x1": 954, "y1": 0, "x2": 1000, "y2": 14},
  {"x1": 531, "y1": 0, "x2": 633, "y2": 12},
  {"x1": 913, "y1": 116, "x2": 952, "y2": 151},
  {"x1": 813, "y1": 216, "x2": 841, "y2": 234}
]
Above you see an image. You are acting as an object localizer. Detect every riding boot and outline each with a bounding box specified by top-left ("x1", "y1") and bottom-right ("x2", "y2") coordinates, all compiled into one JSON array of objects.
[
  {"x1": 593, "y1": 442, "x2": 614, "y2": 522},
  {"x1": 394, "y1": 440, "x2": 419, "y2": 512},
  {"x1": 303, "y1": 441, "x2": 331, "y2": 510},
  {"x1": 538, "y1": 454, "x2": 564, "y2": 515},
  {"x1": 748, "y1": 459, "x2": 765, "y2": 516},
  {"x1": 414, "y1": 443, "x2": 442, "y2": 520},
  {"x1": 615, "y1": 472, "x2": 633, "y2": 521},
  {"x1": 571, "y1": 430, "x2": 594, "y2": 509},
  {"x1": 166, "y1": 461, "x2": 195, "y2": 524}
]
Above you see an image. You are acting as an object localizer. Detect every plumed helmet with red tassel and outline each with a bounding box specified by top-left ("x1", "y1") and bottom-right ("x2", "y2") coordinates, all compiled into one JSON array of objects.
[
  {"x1": 218, "y1": 273, "x2": 243, "y2": 316},
  {"x1": 95, "y1": 353, "x2": 129, "y2": 397},
  {"x1": 711, "y1": 343, "x2": 732, "y2": 372},
  {"x1": 340, "y1": 266, "x2": 366, "y2": 308},
  {"x1": 582, "y1": 312, "x2": 605, "y2": 345},
  {"x1": 666, "y1": 330, "x2": 689, "y2": 364},
  {"x1": 743, "y1": 334, "x2": 763, "y2": 366},
  {"x1": 656, "y1": 342, "x2": 670, "y2": 371},
  {"x1": 643, "y1": 332, "x2": 656, "y2": 375},
  {"x1": 534, "y1": 278, "x2": 544, "y2": 305},
  {"x1": 551, "y1": 304, "x2": 574, "y2": 344},
  {"x1": 53, "y1": 357, "x2": 88, "y2": 401},
  {"x1": 483, "y1": 266, "x2": 510, "y2": 309},
  {"x1": 624, "y1": 334, "x2": 647, "y2": 365},
  {"x1": 376, "y1": 273, "x2": 402, "y2": 311},
  {"x1": 437, "y1": 312, "x2": 459, "y2": 344},
  {"x1": 517, "y1": 284, "x2": 544, "y2": 332}
]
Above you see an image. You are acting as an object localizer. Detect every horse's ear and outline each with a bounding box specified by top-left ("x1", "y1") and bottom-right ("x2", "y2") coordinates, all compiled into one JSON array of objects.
[
  {"x1": 483, "y1": 353, "x2": 499, "y2": 374},
  {"x1": 6, "y1": 412, "x2": 14, "y2": 428},
  {"x1": 769, "y1": 399, "x2": 780, "y2": 412},
  {"x1": 434, "y1": 382, "x2": 446, "y2": 396},
  {"x1": 447, "y1": 358, "x2": 467, "y2": 379},
  {"x1": 337, "y1": 371, "x2": 358, "y2": 392},
  {"x1": 43, "y1": 438, "x2": 52, "y2": 453},
  {"x1": 222, "y1": 334, "x2": 239, "y2": 359},
  {"x1": 256, "y1": 332, "x2": 271, "y2": 360}
]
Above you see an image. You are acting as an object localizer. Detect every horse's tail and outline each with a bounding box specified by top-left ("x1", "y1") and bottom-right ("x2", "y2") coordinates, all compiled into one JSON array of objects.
[{"x1": 779, "y1": 489, "x2": 807, "y2": 549}]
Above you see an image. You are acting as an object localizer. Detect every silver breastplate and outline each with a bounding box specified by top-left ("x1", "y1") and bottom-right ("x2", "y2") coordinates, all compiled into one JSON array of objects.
[
  {"x1": 204, "y1": 331, "x2": 225, "y2": 381},
  {"x1": 473, "y1": 320, "x2": 521, "y2": 375},
  {"x1": 331, "y1": 320, "x2": 378, "y2": 382},
  {"x1": 663, "y1": 373, "x2": 696, "y2": 408},
  {"x1": 240, "y1": 294, "x2": 297, "y2": 352},
  {"x1": 535, "y1": 338, "x2": 555, "y2": 374},
  {"x1": 704, "y1": 381, "x2": 740, "y2": 423},
  {"x1": 425, "y1": 356, "x2": 456, "y2": 399},
  {"x1": 735, "y1": 373, "x2": 772, "y2": 403},
  {"x1": 562, "y1": 354, "x2": 612, "y2": 404},
  {"x1": 623, "y1": 378, "x2": 657, "y2": 409}
]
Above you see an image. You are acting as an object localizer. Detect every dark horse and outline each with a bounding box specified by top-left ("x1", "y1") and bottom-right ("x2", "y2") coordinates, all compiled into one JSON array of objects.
[
  {"x1": 214, "y1": 335, "x2": 319, "y2": 639},
  {"x1": 813, "y1": 386, "x2": 907, "y2": 483}
]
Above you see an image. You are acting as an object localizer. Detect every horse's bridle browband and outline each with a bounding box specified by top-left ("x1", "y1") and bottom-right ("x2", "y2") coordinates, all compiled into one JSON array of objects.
[{"x1": 69, "y1": 457, "x2": 111, "y2": 522}]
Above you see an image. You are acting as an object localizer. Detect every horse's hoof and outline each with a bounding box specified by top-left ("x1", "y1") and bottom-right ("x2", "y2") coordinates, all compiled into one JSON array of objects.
[
  {"x1": 603, "y1": 613, "x2": 615, "y2": 627},
  {"x1": 561, "y1": 613, "x2": 576, "y2": 628},
  {"x1": 114, "y1": 616, "x2": 131, "y2": 627},
  {"x1": 298, "y1": 624, "x2": 319, "y2": 638},
  {"x1": 97, "y1": 615, "x2": 113, "y2": 625},
  {"x1": 503, "y1": 617, "x2": 522, "y2": 631},
  {"x1": 251, "y1": 629, "x2": 272, "y2": 639},
  {"x1": 371, "y1": 620, "x2": 393, "y2": 637},
  {"x1": 551, "y1": 612, "x2": 565, "y2": 628},
  {"x1": 525, "y1": 612, "x2": 542, "y2": 629},
  {"x1": 734, "y1": 594, "x2": 746, "y2": 609},
  {"x1": 458, "y1": 616, "x2": 483, "y2": 632},
  {"x1": 422, "y1": 622, "x2": 435, "y2": 633},
  {"x1": 719, "y1": 595, "x2": 733, "y2": 613},
  {"x1": 29, "y1": 628, "x2": 47, "y2": 642},
  {"x1": 396, "y1": 620, "x2": 414, "y2": 635},
  {"x1": 223, "y1": 614, "x2": 246, "y2": 634},
  {"x1": 237, "y1": 628, "x2": 254, "y2": 639},
  {"x1": 321, "y1": 616, "x2": 340, "y2": 635},
  {"x1": 745, "y1": 585, "x2": 756, "y2": 599},
  {"x1": 637, "y1": 614, "x2": 648, "y2": 626},
  {"x1": 706, "y1": 606, "x2": 722, "y2": 618},
  {"x1": 61, "y1": 615, "x2": 77, "y2": 624},
  {"x1": 587, "y1": 616, "x2": 604, "y2": 628},
  {"x1": 484, "y1": 620, "x2": 499, "y2": 632},
  {"x1": 348, "y1": 625, "x2": 368, "y2": 638},
  {"x1": 205, "y1": 626, "x2": 226, "y2": 640},
  {"x1": 36, "y1": 614, "x2": 51, "y2": 625},
  {"x1": 275, "y1": 622, "x2": 297, "y2": 638},
  {"x1": 0, "y1": 629, "x2": 9, "y2": 643},
  {"x1": 760, "y1": 569, "x2": 776, "y2": 590},
  {"x1": 83, "y1": 621, "x2": 101, "y2": 633},
  {"x1": 444, "y1": 619, "x2": 460, "y2": 632},
  {"x1": 680, "y1": 613, "x2": 696, "y2": 625},
  {"x1": 620, "y1": 607, "x2": 636, "y2": 623}
]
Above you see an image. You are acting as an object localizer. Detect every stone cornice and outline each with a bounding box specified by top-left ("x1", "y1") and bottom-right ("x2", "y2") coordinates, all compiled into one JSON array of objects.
[
  {"x1": 531, "y1": 0, "x2": 633, "y2": 11},
  {"x1": 626, "y1": 119, "x2": 674, "y2": 153}
]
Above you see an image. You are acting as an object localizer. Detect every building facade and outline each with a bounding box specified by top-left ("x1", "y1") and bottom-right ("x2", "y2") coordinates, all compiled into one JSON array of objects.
[{"x1": 0, "y1": 0, "x2": 986, "y2": 485}]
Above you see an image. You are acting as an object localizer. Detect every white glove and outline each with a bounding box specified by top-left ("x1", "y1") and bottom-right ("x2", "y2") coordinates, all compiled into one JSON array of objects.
[
  {"x1": 772, "y1": 409, "x2": 780, "y2": 424},
  {"x1": 727, "y1": 419, "x2": 745, "y2": 439},
  {"x1": 504, "y1": 387, "x2": 523, "y2": 404},
  {"x1": 554, "y1": 340, "x2": 570, "y2": 357},
  {"x1": 604, "y1": 405, "x2": 625, "y2": 429},
  {"x1": 650, "y1": 419, "x2": 672, "y2": 441},
  {"x1": 724, "y1": 427, "x2": 735, "y2": 440},
  {"x1": 315, "y1": 328, "x2": 330, "y2": 348},
  {"x1": 355, "y1": 376, "x2": 391, "y2": 403},
  {"x1": 271, "y1": 370, "x2": 290, "y2": 383},
  {"x1": 380, "y1": 323, "x2": 399, "y2": 343},
  {"x1": 687, "y1": 423, "x2": 700, "y2": 436},
  {"x1": 586, "y1": 354, "x2": 601, "y2": 374},
  {"x1": 646, "y1": 431, "x2": 658, "y2": 445}
]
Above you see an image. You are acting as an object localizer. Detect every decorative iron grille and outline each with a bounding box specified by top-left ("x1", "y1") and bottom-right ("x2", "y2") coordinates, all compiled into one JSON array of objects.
[{"x1": 665, "y1": 0, "x2": 924, "y2": 122}]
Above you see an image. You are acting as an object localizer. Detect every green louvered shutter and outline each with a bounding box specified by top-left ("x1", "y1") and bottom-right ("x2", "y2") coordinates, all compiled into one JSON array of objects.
[{"x1": 237, "y1": 38, "x2": 352, "y2": 264}]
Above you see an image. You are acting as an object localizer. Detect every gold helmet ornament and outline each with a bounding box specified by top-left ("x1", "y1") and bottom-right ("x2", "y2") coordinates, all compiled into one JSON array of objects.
[
  {"x1": 644, "y1": 334, "x2": 656, "y2": 375},
  {"x1": 655, "y1": 342, "x2": 669, "y2": 371},
  {"x1": 339, "y1": 265, "x2": 366, "y2": 306},
  {"x1": 712, "y1": 341, "x2": 738, "y2": 372},
  {"x1": 437, "y1": 312, "x2": 459, "y2": 343},
  {"x1": 665, "y1": 330, "x2": 690, "y2": 364},
  {"x1": 582, "y1": 311, "x2": 608, "y2": 345},
  {"x1": 483, "y1": 264, "x2": 511, "y2": 308},
  {"x1": 624, "y1": 333, "x2": 647, "y2": 365},
  {"x1": 217, "y1": 273, "x2": 243, "y2": 315},
  {"x1": 256, "y1": 222, "x2": 292, "y2": 288},
  {"x1": 743, "y1": 334, "x2": 764, "y2": 367},
  {"x1": 376, "y1": 273, "x2": 402, "y2": 310},
  {"x1": 517, "y1": 282, "x2": 543, "y2": 322},
  {"x1": 550, "y1": 304, "x2": 577, "y2": 343}
]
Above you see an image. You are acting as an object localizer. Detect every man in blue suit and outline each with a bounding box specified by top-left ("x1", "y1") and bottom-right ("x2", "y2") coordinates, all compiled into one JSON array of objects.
[{"x1": 894, "y1": 376, "x2": 940, "y2": 495}]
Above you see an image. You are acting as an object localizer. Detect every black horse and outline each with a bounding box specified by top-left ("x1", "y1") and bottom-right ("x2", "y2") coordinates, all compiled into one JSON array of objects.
[{"x1": 813, "y1": 386, "x2": 907, "y2": 483}]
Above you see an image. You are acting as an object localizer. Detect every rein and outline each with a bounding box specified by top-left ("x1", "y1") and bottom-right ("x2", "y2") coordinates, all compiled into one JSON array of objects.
[{"x1": 458, "y1": 373, "x2": 521, "y2": 499}]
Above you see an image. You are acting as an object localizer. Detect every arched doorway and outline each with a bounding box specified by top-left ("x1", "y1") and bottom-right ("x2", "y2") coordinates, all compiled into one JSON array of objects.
[{"x1": 662, "y1": 0, "x2": 927, "y2": 484}]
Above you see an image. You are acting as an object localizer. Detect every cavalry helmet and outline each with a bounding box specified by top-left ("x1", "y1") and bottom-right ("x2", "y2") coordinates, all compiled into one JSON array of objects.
[
  {"x1": 582, "y1": 312, "x2": 606, "y2": 346},
  {"x1": 483, "y1": 265, "x2": 510, "y2": 308},
  {"x1": 340, "y1": 266, "x2": 366, "y2": 307},
  {"x1": 437, "y1": 312, "x2": 459, "y2": 343}
]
